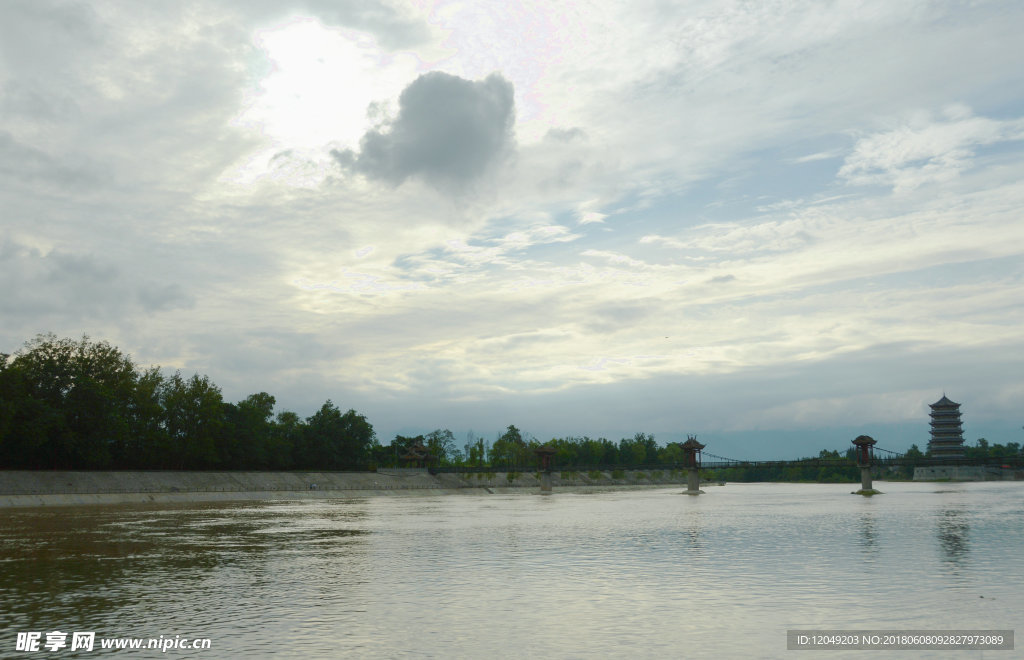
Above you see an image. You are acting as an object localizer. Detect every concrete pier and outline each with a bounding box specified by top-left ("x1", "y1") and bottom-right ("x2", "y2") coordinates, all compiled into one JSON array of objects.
[
  {"x1": 685, "y1": 467, "x2": 704, "y2": 495},
  {"x1": 682, "y1": 435, "x2": 706, "y2": 495},
  {"x1": 852, "y1": 435, "x2": 882, "y2": 496},
  {"x1": 860, "y1": 466, "x2": 872, "y2": 491},
  {"x1": 535, "y1": 445, "x2": 556, "y2": 495}
]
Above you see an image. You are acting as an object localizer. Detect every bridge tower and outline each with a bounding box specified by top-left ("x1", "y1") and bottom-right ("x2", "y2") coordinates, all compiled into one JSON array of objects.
[
  {"x1": 852, "y1": 435, "x2": 881, "y2": 495},
  {"x1": 681, "y1": 435, "x2": 705, "y2": 495},
  {"x1": 927, "y1": 395, "x2": 965, "y2": 459},
  {"x1": 534, "y1": 445, "x2": 556, "y2": 494}
]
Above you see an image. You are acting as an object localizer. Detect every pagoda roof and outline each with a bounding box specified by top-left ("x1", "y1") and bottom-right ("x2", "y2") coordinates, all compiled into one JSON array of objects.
[
  {"x1": 930, "y1": 395, "x2": 960, "y2": 408},
  {"x1": 681, "y1": 436, "x2": 705, "y2": 450}
]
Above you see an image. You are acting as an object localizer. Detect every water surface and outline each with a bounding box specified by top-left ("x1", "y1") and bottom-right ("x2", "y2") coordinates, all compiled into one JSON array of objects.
[{"x1": 2, "y1": 481, "x2": 1021, "y2": 658}]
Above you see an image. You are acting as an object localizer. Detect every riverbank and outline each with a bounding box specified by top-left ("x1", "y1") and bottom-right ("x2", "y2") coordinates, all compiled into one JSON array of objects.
[{"x1": 0, "y1": 468, "x2": 698, "y2": 507}]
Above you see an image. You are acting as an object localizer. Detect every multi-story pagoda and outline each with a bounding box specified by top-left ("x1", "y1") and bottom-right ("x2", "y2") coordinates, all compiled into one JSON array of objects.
[{"x1": 927, "y1": 395, "x2": 965, "y2": 459}]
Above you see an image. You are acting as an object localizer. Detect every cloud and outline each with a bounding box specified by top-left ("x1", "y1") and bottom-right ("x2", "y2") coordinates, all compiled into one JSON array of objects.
[
  {"x1": 231, "y1": 0, "x2": 433, "y2": 50},
  {"x1": 0, "y1": 240, "x2": 194, "y2": 324},
  {"x1": 544, "y1": 127, "x2": 587, "y2": 143},
  {"x1": 334, "y1": 71, "x2": 515, "y2": 193},
  {"x1": 839, "y1": 109, "x2": 1024, "y2": 191},
  {"x1": 0, "y1": 131, "x2": 107, "y2": 189}
]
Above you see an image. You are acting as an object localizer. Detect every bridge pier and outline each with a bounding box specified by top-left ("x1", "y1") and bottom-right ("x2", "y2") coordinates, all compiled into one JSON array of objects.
[
  {"x1": 535, "y1": 445, "x2": 556, "y2": 495},
  {"x1": 852, "y1": 435, "x2": 882, "y2": 496},
  {"x1": 682, "y1": 435, "x2": 705, "y2": 495}
]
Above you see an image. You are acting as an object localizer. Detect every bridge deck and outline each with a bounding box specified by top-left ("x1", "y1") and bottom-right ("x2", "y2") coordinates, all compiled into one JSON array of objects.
[{"x1": 431, "y1": 455, "x2": 1024, "y2": 474}]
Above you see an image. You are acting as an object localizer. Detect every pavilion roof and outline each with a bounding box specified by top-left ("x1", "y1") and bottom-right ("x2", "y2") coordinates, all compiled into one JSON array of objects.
[{"x1": 681, "y1": 436, "x2": 705, "y2": 450}]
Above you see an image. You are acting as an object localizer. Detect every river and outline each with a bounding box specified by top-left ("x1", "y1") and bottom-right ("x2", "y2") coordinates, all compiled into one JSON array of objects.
[{"x1": 2, "y1": 481, "x2": 1021, "y2": 658}]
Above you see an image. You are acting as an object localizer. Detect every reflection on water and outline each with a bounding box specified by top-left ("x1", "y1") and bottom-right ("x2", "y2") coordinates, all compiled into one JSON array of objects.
[
  {"x1": 858, "y1": 511, "x2": 877, "y2": 552},
  {"x1": 937, "y1": 508, "x2": 970, "y2": 565},
  {"x1": 2, "y1": 482, "x2": 1023, "y2": 659}
]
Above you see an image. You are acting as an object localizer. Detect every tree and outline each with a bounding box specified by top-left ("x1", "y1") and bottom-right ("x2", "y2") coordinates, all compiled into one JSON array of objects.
[
  {"x1": 222, "y1": 392, "x2": 277, "y2": 468},
  {"x1": 0, "y1": 334, "x2": 139, "y2": 468},
  {"x1": 492, "y1": 425, "x2": 526, "y2": 469},
  {"x1": 272, "y1": 410, "x2": 304, "y2": 469},
  {"x1": 159, "y1": 372, "x2": 224, "y2": 468},
  {"x1": 905, "y1": 444, "x2": 924, "y2": 459},
  {"x1": 426, "y1": 429, "x2": 458, "y2": 465},
  {"x1": 620, "y1": 432, "x2": 657, "y2": 465},
  {"x1": 124, "y1": 366, "x2": 166, "y2": 468},
  {"x1": 299, "y1": 401, "x2": 375, "y2": 469}
]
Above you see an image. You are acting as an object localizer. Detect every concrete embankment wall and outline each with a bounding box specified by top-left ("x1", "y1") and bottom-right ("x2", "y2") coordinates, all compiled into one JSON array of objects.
[
  {"x1": 0, "y1": 468, "x2": 694, "y2": 508},
  {"x1": 912, "y1": 465, "x2": 1024, "y2": 481}
]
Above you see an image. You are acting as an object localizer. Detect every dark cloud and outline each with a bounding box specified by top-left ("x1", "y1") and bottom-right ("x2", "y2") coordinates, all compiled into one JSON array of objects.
[
  {"x1": 0, "y1": 131, "x2": 107, "y2": 189},
  {"x1": 137, "y1": 283, "x2": 195, "y2": 313},
  {"x1": 0, "y1": 81, "x2": 80, "y2": 122},
  {"x1": 334, "y1": 72, "x2": 515, "y2": 193},
  {"x1": 544, "y1": 127, "x2": 587, "y2": 143},
  {"x1": 0, "y1": 240, "x2": 194, "y2": 326},
  {"x1": 0, "y1": 1, "x2": 101, "y2": 79}
]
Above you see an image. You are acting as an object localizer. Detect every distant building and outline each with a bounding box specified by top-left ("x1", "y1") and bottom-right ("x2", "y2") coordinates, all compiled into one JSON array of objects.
[{"x1": 927, "y1": 395, "x2": 965, "y2": 459}]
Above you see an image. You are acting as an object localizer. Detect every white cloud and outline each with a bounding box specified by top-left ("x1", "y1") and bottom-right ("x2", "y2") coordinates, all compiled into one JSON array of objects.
[
  {"x1": 839, "y1": 110, "x2": 1024, "y2": 191},
  {"x1": 3, "y1": 0, "x2": 1024, "y2": 448}
]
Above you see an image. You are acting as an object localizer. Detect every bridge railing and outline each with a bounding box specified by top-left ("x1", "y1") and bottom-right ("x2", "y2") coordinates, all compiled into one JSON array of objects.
[{"x1": 429, "y1": 454, "x2": 1023, "y2": 474}]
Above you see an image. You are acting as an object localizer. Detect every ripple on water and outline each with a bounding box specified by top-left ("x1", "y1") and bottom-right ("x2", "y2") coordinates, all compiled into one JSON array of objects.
[{"x1": 2, "y1": 482, "x2": 1023, "y2": 658}]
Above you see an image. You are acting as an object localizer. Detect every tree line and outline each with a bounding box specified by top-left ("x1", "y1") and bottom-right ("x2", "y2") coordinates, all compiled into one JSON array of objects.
[
  {"x1": 0, "y1": 335, "x2": 698, "y2": 472},
  {"x1": 3, "y1": 335, "x2": 1019, "y2": 475},
  {"x1": 0, "y1": 335, "x2": 374, "y2": 470}
]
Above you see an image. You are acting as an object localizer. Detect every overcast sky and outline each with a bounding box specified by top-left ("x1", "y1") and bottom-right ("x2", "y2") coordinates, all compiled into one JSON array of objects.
[{"x1": 3, "y1": 0, "x2": 1023, "y2": 458}]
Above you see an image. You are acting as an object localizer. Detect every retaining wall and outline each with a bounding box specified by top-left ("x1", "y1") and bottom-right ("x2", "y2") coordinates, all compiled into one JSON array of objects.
[{"x1": 0, "y1": 469, "x2": 695, "y2": 508}]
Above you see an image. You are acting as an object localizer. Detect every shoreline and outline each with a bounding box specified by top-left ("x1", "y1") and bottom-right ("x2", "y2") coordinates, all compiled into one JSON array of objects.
[{"x1": 0, "y1": 469, "x2": 697, "y2": 508}]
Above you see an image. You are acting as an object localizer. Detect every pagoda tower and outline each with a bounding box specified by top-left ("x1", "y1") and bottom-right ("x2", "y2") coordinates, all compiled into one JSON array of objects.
[{"x1": 927, "y1": 395, "x2": 965, "y2": 459}]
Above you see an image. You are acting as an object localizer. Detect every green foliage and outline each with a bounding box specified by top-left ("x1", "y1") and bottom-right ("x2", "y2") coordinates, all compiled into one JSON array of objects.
[
  {"x1": 964, "y1": 438, "x2": 1021, "y2": 459},
  {"x1": 160, "y1": 371, "x2": 224, "y2": 469},
  {"x1": 0, "y1": 334, "x2": 376, "y2": 471},
  {"x1": 0, "y1": 334, "x2": 138, "y2": 468},
  {"x1": 588, "y1": 470, "x2": 603, "y2": 480},
  {"x1": 426, "y1": 429, "x2": 458, "y2": 465},
  {"x1": 297, "y1": 401, "x2": 375, "y2": 470},
  {"x1": 492, "y1": 424, "x2": 534, "y2": 469}
]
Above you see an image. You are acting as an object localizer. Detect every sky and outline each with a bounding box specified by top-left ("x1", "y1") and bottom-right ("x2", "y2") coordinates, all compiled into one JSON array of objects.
[{"x1": 2, "y1": 0, "x2": 1023, "y2": 459}]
